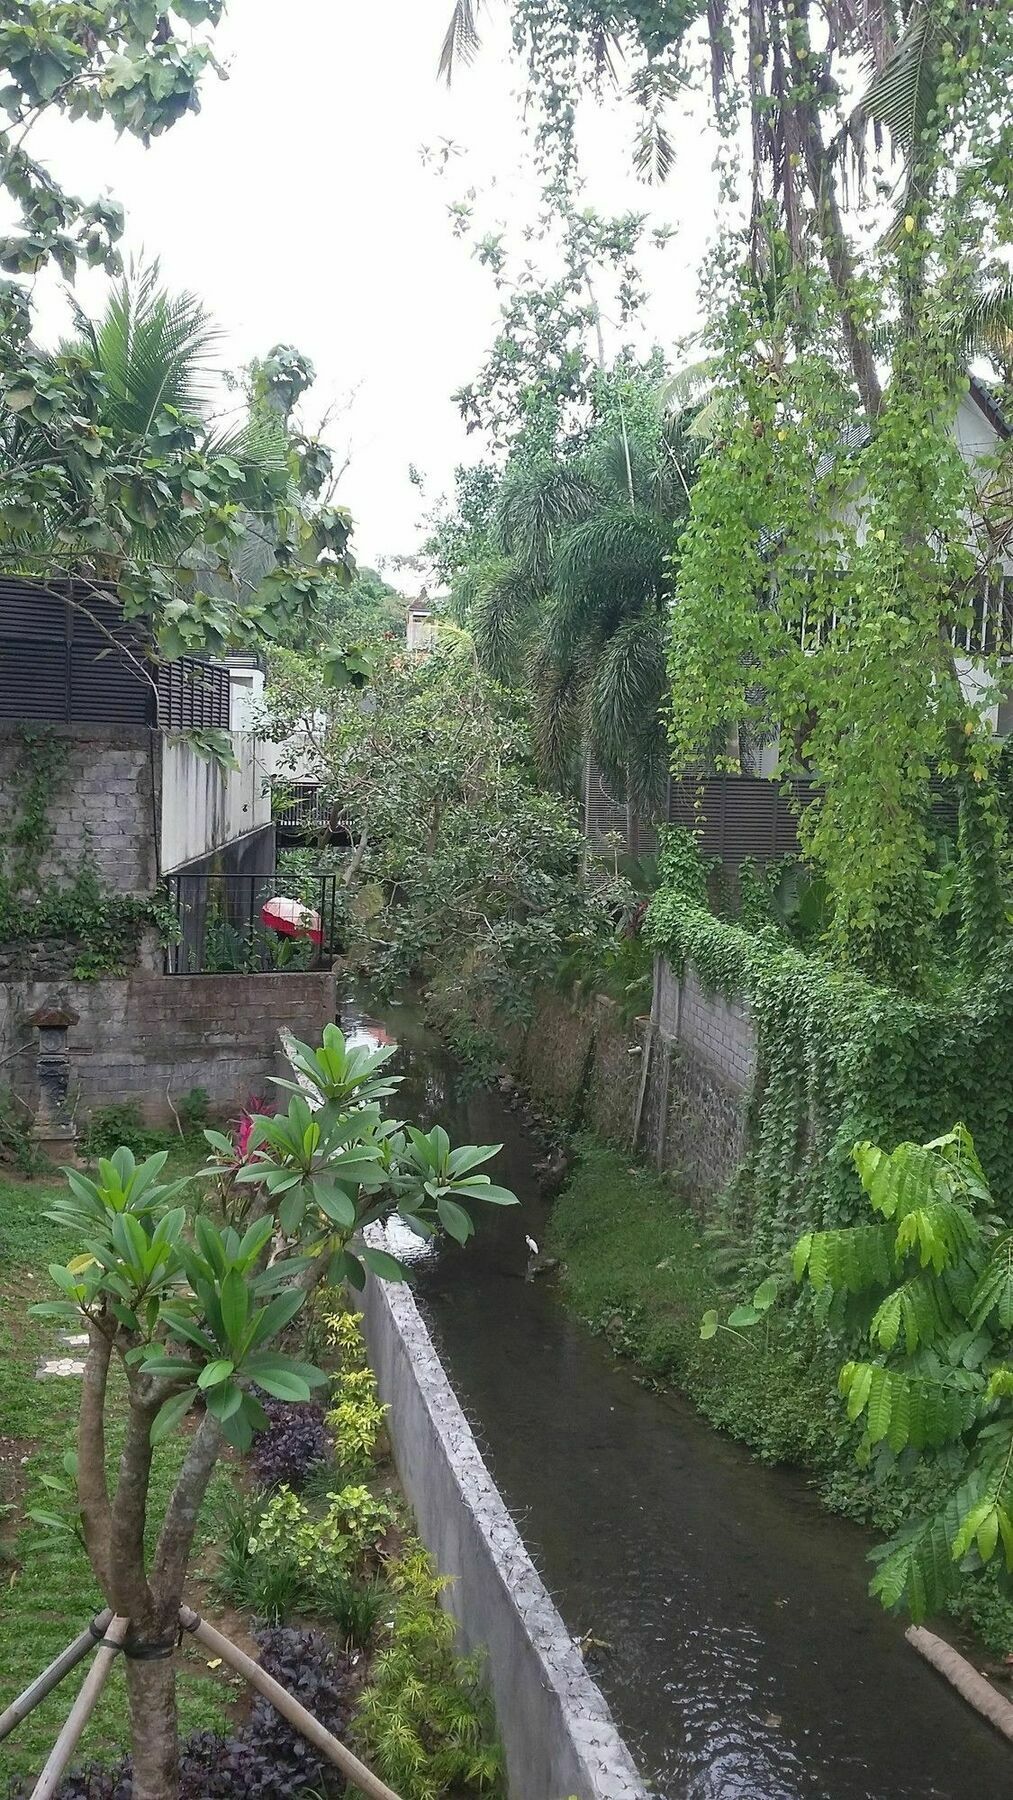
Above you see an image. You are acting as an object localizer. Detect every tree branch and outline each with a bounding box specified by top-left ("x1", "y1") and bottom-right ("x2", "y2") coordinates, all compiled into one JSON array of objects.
[
  {"x1": 77, "y1": 1323, "x2": 114, "y2": 1595},
  {"x1": 152, "y1": 1411, "x2": 223, "y2": 1619},
  {"x1": 790, "y1": 24, "x2": 884, "y2": 418},
  {"x1": 107, "y1": 1390, "x2": 159, "y2": 1622}
]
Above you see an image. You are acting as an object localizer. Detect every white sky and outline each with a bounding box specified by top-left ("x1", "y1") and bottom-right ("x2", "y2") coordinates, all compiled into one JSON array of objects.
[{"x1": 23, "y1": 1, "x2": 721, "y2": 584}]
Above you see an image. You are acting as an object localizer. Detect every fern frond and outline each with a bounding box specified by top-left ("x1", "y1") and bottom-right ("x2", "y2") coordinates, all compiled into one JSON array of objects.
[
  {"x1": 970, "y1": 1234, "x2": 1013, "y2": 1333},
  {"x1": 798, "y1": 1221, "x2": 895, "y2": 1293},
  {"x1": 870, "y1": 1271, "x2": 957, "y2": 1354},
  {"x1": 840, "y1": 1362, "x2": 979, "y2": 1452}
]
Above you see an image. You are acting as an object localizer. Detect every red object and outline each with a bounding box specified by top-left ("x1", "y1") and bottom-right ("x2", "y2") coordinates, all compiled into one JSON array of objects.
[{"x1": 260, "y1": 895, "x2": 324, "y2": 946}]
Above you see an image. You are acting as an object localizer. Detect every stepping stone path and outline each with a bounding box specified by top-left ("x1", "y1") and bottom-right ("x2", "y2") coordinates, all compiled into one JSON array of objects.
[{"x1": 36, "y1": 1333, "x2": 89, "y2": 1380}]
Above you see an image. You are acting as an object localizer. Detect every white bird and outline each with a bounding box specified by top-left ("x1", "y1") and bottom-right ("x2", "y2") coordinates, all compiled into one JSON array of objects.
[{"x1": 525, "y1": 1235, "x2": 539, "y2": 1257}]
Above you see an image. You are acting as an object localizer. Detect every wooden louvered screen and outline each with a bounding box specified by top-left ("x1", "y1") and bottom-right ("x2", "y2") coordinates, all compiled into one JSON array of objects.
[
  {"x1": 0, "y1": 576, "x2": 229, "y2": 730},
  {"x1": 156, "y1": 656, "x2": 230, "y2": 731},
  {"x1": 0, "y1": 577, "x2": 154, "y2": 724},
  {"x1": 669, "y1": 776, "x2": 957, "y2": 863}
]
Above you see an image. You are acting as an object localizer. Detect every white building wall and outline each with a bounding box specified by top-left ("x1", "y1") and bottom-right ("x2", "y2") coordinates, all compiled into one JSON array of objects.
[{"x1": 160, "y1": 733, "x2": 273, "y2": 873}]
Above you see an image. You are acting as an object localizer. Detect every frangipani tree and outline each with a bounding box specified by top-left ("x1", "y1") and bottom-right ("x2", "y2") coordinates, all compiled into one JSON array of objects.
[{"x1": 27, "y1": 1025, "x2": 517, "y2": 1800}]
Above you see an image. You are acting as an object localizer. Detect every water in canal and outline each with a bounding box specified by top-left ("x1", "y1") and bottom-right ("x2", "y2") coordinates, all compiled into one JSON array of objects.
[{"x1": 346, "y1": 993, "x2": 1012, "y2": 1800}]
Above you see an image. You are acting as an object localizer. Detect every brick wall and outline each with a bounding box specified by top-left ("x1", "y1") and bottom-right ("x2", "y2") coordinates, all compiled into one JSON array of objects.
[
  {"x1": 0, "y1": 723, "x2": 157, "y2": 894},
  {"x1": 663, "y1": 964, "x2": 756, "y2": 1093},
  {"x1": 521, "y1": 989, "x2": 649, "y2": 1150},
  {"x1": 646, "y1": 956, "x2": 757, "y2": 1203},
  {"x1": 5, "y1": 971, "x2": 337, "y2": 1121}
]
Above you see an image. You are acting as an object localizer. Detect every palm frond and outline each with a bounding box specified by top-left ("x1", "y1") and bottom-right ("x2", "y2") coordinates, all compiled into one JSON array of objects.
[
  {"x1": 549, "y1": 508, "x2": 668, "y2": 658},
  {"x1": 826, "y1": 0, "x2": 898, "y2": 70},
  {"x1": 633, "y1": 115, "x2": 676, "y2": 186},
  {"x1": 857, "y1": 4, "x2": 939, "y2": 155},
  {"x1": 469, "y1": 555, "x2": 537, "y2": 684},
  {"x1": 845, "y1": 2, "x2": 954, "y2": 236},
  {"x1": 529, "y1": 631, "x2": 582, "y2": 788},
  {"x1": 660, "y1": 359, "x2": 721, "y2": 412},
  {"x1": 439, "y1": 0, "x2": 485, "y2": 84},
  {"x1": 494, "y1": 456, "x2": 598, "y2": 587},
  {"x1": 87, "y1": 260, "x2": 219, "y2": 436},
  {"x1": 955, "y1": 274, "x2": 1013, "y2": 371},
  {"x1": 585, "y1": 614, "x2": 668, "y2": 809}
]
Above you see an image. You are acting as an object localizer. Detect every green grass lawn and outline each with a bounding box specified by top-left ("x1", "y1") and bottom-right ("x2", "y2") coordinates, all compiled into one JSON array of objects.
[{"x1": 0, "y1": 1158, "x2": 238, "y2": 1784}]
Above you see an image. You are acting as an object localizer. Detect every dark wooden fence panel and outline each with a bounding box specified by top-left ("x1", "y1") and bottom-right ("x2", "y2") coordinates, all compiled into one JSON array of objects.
[
  {"x1": 0, "y1": 577, "x2": 229, "y2": 729},
  {"x1": 156, "y1": 656, "x2": 230, "y2": 731},
  {"x1": 669, "y1": 775, "x2": 957, "y2": 863}
]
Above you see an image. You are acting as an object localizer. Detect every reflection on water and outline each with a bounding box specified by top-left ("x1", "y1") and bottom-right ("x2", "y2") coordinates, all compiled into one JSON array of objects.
[{"x1": 346, "y1": 994, "x2": 1011, "y2": 1800}]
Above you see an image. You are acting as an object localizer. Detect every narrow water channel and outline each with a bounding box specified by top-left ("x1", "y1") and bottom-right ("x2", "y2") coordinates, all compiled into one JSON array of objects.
[{"x1": 346, "y1": 993, "x2": 1012, "y2": 1800}]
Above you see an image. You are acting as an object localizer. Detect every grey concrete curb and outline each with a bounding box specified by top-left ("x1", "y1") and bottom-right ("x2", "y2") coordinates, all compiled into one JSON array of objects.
[{"x1": 360, "y1": 1248, "x2": 649, "y2": 1800}]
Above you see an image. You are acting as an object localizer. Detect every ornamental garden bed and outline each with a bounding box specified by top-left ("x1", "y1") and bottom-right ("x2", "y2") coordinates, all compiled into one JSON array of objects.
[{"x1": 0, "y1": 1149, "x2": 505, "y2": 1800}]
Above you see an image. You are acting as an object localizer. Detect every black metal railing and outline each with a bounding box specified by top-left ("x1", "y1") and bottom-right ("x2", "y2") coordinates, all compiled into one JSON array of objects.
[
  {"x1": 272, "y1": 783, "x2": 354, "y2": 838},
  {"x1": 164, "y1": 871, "x2": 340, "y2": 975}
]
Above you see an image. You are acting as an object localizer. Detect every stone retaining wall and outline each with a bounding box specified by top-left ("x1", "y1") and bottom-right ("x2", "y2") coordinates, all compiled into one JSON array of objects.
[
  {"x1": 2, "y1": 971, "x2": 337, "y2": 1120},
  {"x1": 520, "y1": 990, "x2": 647, "y2": 1150},
  {"x1": 360, "y1": 1255, "x2": 648, "y2": 1800},
  {"x1": 517, "y1": 963, "x2": 757, "y2": 1204},
  {"x1": 0, "y1": 723, "x2": 157, "y2": 894},
  {"x1": 643, "y1": 958, "x2": 756, "y2": 1202}
]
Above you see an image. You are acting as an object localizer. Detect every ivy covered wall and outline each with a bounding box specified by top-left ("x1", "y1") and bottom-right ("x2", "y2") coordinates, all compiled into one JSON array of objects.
[{"x1": 645, "y1": 894, "x2": 1013, "y2": 1267}]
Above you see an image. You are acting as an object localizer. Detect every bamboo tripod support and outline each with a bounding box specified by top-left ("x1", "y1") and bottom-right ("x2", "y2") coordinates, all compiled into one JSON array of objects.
[
  {"x1": 30, "y1": 1615, "x2": 130, "y2": 1800},
  {"x1": 4, "y1": 1607, "x2": 403, "y2": 1800},
  {"x1": 0, "y1": 1611, "x2": 112, "y2": 1744}
]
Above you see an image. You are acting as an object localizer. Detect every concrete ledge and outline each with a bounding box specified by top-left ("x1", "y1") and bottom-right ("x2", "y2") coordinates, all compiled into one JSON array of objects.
[{"x1": 360, "y1": 1258, "x2": 648, "y2": 1800}]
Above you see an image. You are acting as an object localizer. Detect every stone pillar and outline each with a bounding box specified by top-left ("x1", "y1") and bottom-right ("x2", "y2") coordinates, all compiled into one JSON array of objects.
[{"x1": 27, "y1": 1005, "x2": 80, "y2": 1162}]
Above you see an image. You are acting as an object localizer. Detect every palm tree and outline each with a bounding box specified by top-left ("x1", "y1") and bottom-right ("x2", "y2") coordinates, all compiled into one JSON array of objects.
[
  {"x1": 957, "y1": 272, "x2": 1013, "y2": 393},
  {"x1": 77, "y1": 260, "x2": 220, "y2": 440},
  {"x1": 465, "y1": 391, "x2": 697, "y2": 815}
]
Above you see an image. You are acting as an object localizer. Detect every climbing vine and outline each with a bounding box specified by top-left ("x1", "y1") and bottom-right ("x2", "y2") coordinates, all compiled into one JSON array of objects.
[
  {"x1": 647, "y1": 831, "x2": 1013, "y2": 1279},
  {"x1": 0, "y1": 726, "x2": 68, "y2": 892}
]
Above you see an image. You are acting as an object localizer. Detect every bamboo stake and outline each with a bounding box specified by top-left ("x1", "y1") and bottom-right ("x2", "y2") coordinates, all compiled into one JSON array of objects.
[
  {"x1": 0, "y1": 1610, "x2": 113, "y2": 1743},
  {"x1": 179, "y1": 1607, "x2": 403, "y2": 1800},
  {"x1": 29, "y1": 1615, "x2": 129, "y2": 1800},
  {"x1": 906, "y1": 1624, "x2": 1013, "y2": 1744}
]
